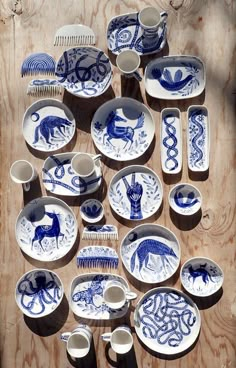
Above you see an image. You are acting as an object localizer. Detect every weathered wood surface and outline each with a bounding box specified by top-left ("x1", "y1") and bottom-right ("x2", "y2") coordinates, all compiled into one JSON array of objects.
[{"x1": 0, "y1": 0, "x2": 235, "y2": 367}]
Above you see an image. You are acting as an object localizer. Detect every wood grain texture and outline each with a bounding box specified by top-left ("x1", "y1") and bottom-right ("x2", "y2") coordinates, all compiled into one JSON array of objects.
[{"x1": 0, "y1": 0, "x2": 235, "y2": 367}]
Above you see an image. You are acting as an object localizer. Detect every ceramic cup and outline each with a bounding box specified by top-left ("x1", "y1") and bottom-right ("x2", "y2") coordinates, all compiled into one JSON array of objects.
[
  {"x1": 10, "y1": 160, "x2": 37, "y2": 191},
  {"x1": 103, "y1": 280, "x2": 137, "y2": 309},
  {"x1": 61, "y1": 325, "x2": 92, "y2": 359},
  {"x1": 71, "y1": 153, "x2": 102, "y2": 178},
  {"x1": 116, "y1": 50, "x2": 142, "y2": 81},
  {"x1": 101, "y1": 326, "x2": 133, "y2": 354},
  {"x1": 138, "y1": 7, "x2": 168, "y2": 38}
]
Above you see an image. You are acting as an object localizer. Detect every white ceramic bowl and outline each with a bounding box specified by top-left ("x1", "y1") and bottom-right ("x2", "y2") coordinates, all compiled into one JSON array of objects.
[
  {"x1": 169, "y1": 183, "x2": 202, "y2": 216},
  {"x1": 80, "y1": 199, "x2": 104, "y2": 223}
]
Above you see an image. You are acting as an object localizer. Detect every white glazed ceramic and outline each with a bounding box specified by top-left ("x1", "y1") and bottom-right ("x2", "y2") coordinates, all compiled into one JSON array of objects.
[
  {"x1": 138, "y1": 7, "x2": 168, "y2": 38},
  {"x1": 71, "y1": 153, "x2": 102, "y2": 178},
  {"x1": 10, "y1": 160, "x2": 37, "y2": 191},
  {"x1": 169, "y1": 183, "x2": 202, "y2": 216},
  {"x1": 80, "y1": 199, "x2": 104, "y2": 223},
  {"x1": 103, "y1": 280, "x2": 137, "y2": 309},
  {"x1": 101, "y1": 326, "x2": 133, "y2": 354},
  {"x1": 61, "y1": 325, "x2": 92, "y2": 359},
  {"x1": 116, "y1": 50, "x2": 142, "y2": 81}
]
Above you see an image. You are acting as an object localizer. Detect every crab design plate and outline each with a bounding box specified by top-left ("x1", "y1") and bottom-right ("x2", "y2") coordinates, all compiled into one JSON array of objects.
[
  {"x1": 91, "y1": 98, "x2": 155, "y2": 161},
  {"x1": 15, "y1": 197, "x2": 77, "y2": 262},
  {"x1": 121, "y1": 224, "x2": 180, "y2": 283},
  {"x1": 145, "y1": 56, "x2": 205, "y2": 100},
  {"x1": 42, "y1": 152, "x2": 102, "y2": 196},
  {"x1": 108, "y1": 165, "x2": 163, "y2": 221},
  {"x1": 134, "y1": 287, "x2": 201, "y2": 355},
  {"x1": 169, "y1": 183, "x2": 202, "y2": 216}
]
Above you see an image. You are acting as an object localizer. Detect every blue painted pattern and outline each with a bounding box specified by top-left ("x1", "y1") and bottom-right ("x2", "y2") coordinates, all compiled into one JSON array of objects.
[
  {"x1": 188, "y1": 109, "x2": 206, "y2": 169},
  {"x1": 122, "y1": 173, "x2": 143, "y2": 220},
  {"x1": 81, "y1": 203, "x2": 102, "y2": 219},
  {"x1": 21, "y1": 53, "x2": 56, "y2": 77},
  {"x1": 187, "y1": 264, "x2": 215, "y2": 285},
  {"x1": 77, "y1": 246, "x2": 119, "y2": 268},
  {"x1": 174, "y1": 185, "x2": 199, "y2": 208},
  {"x1": 162, "y1": 114, "x2": 178, "y2": 171}
]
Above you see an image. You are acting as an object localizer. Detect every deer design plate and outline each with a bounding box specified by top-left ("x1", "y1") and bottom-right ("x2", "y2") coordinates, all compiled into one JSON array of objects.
[
  {"x1": 121, "y1": 224, "x2": 180, "y2": 283},
  {"x1": 15, "y1": 197, "x2": 77, "y2": 262},
  {"x1": 91, "y1": 98, "x2": 155, "y2": 161}
]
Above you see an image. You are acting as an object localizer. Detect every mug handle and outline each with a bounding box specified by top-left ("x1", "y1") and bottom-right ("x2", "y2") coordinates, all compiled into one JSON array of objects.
[
  {"x1": 133, "y1": 71, "x2": 142, "y2": 82},
  {"x1": 160, "y1": 11, "x2": 168, "y2": 23},
  {"x1": 101, "y1": 332, "x2": 112, "y2": 342},
  {"x1": 126, "y1": 291, "x2": 138, "y2": 301},
  {"x1": 23, "y1": 182, "x2": 30, "y2": 192},
  {"x1": 60, "y1": 332, "x2": 71, "y2": 342},
  {"x1": 93, "y1": 154, "x2": 102, "y2": 162}
]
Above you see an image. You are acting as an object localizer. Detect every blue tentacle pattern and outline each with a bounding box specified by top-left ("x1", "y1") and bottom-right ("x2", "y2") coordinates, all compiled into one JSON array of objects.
[{"x1": 162, "y1": 114, "x2": 178, "y2": 171}]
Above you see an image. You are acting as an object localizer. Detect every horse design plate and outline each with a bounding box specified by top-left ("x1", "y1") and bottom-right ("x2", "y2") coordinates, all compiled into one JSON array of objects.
[
  {"x1": 15, "y1": 197, "x2": 77, "y2": 262},
  {"x1": 121, "y1": 224, "x2": 180, "y2": 283},
  {"x1": 91, "y1": 98, "x2": 155, "y2": 161},
  {"x1": 55, "y1": 46, "x2": 112, "y2": 98},
  {"x1": 145, "y1": 56, "x2": 205, "y2": 100},
  {"x1": 70, "y1": 273, "x2": 129, "y2": 319},
  {"x1": 134, "y1": 287, "x2": 201, "y2": 355},
  {"x1": 22, "y1": 98, "x2": 75, "y2": 152},
  {"x1": 42, "y1": 152, "x2": 102, "y2": 196},
  {"x1": 106, "y1": 12, "x2": 167, "y2": 55},
  {"x1": 169, "y1": 183, "x2": 202, "y2": 216},
  {"x1": 108, "y1": 165, "x2": 163, "y2": 221}
]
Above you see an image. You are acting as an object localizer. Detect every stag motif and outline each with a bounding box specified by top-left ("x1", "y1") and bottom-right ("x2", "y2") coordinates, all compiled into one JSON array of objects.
[{"x1": 122, "y1": 173, "x2": 143, "y2": 220}]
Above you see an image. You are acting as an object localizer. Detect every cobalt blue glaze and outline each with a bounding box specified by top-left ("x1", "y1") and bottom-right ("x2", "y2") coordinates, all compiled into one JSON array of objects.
[
  {"x1": 189, "y1": 109, "x2": 205, "y2": 168},
  {"x1": 122, "y1": 172, "x2": 143, "y2": 220},
  {"x1": 21, "y1": 53, "x2": 56, "y2": 77},
  {"x1": 163, "y1": 114, "x2": 178, "y2": 171},
  {"x1": 81, "y1": 204, "x2": 102, "y2": 219},
  {"x1": 188, "y1": 264, "x2": 215, "y2": 285},
  {"x1": 174, "y1": 187, "x2": 199, "y2": 208}
]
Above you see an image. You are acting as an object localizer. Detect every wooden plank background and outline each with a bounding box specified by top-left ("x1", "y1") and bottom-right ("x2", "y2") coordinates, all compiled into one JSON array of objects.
[{"x1": 0, "y1": 0, "x2": 235, "y2": 367}]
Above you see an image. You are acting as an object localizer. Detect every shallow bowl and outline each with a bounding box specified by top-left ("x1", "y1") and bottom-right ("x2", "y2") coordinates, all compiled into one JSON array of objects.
[{"x1": 169, "y1": 183, "x2": 202, "y2": 216}]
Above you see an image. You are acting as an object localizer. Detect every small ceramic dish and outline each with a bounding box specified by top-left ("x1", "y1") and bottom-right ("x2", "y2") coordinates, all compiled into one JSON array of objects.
[
  {"x1": 15, "y1": 268, "x2": 64, "y2": 318},
  {"x1": 80, "y1": 199, "x2": 104, "y2": 223},
  {"x1": 180, "y1": 257, "x2": 224, "y2": 297},
  {"x1": 169, "y1": 183, "x2": 202, "y2": 216}
]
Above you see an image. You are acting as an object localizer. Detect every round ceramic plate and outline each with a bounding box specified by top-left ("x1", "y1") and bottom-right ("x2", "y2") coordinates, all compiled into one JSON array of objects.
[
  {"x1": 121, "y1": 224, "x2": 180, "y2": 283},
  {"x1": 134, "y1": 287, "x2": 201, "y2": 355},
  {"x1": 15, "y1": 196, "x2": 77, "y2": 262},
  {"x1": 55, "y1": 46, "x2": 112, "y2": 98},
  {"x1": 108, "y1": 165, "x2": 163, "y2": 221},
  {"x1": 169, "y1": 183, "x2": 202, "y2": 215},
  {"x1": 22, "y1": 99, "x2": 76, "y2": 152},
  {"x1": 91, "y1": 97, "x2": 155, "y2": 161},
  {"x1": 180, "y1": 257, "x2": 224, "y2": 297},
  {"x1": 15, "y1": 268, "x2": 64, "y2": 318}
]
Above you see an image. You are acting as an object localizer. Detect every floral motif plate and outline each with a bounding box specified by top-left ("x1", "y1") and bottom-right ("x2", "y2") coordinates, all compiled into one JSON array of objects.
[
  {"x1": 15, "y1": 197, "x2": 77, "y2": 262},
  {"x1": 42, "y1": 152, "x2": 102, "y2": 196},
  {"x1": 169, "y1": 183, "x2": 202, "y2": 216},
  {"x1": 134, "y1": 287, "x2": 201, "y2": 355},
  {"x1": 121, "y1": 224, "x2": 180, "y2": 283},
  {"x1": 108, "y1": 165, "x2": 163, "y2": 221},
  {"x1": 145, "y1": 56, "x2": 205, "y2": 100},
  {"x1": 22, "y1": 98, "x2": 76, "y2": 152},
  {"x1": 91, "y1": 98, "x2": 155, "y2": 161}
]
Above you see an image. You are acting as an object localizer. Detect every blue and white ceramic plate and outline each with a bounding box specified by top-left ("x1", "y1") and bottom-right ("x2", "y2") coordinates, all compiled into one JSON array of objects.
[
  {"x1": 121, "y1": 224, "x2": 180, "y2": 283},
  {"x1": 22, "y1": 99, "x2": 75, "y2": 152},
  {"x1": 15, "y1": 268, "x2": 64, "y2": 318},
  {"x1": 55, "y1": 46, "x2": 112, "y2": 98},
  {"x1": 80, "y1": 199, "x2": 104, "y2": 223},
  {"x1": 134, "y1": 287, "x2": 201, "y2": 355},
  {"x1": 145, "y1": 56, "x2": 205, "y2": 100},
  {"x1": 91, "y1": 98, "x2": 155, "y2": 161},
  {"x1": 15, "y1": 197, "x2": 77, "y2": 262},
  {"x1": 161, "y1": 108, "x2": 182, "y2": 174},
  {"x1": 181, "y1": 257, "x2": 224, "y2": 297},
  {"x1": 108, "y1": 165, "x2": 163, "y2": 221},
  {"x1": 106, "y1": 12, "x2": 167, "y2": 55},
  {"x1": 42, "y1": 152, "x2": 102, "y2": 196},
  {"x1": 169, "y1": 183, "x2": 202, "y2": 216},
  {"x1": 187, "y1": 105, "x2": 210, "y2": 172},
  {"x1": 70, "y1": 273, "x2": 130, "y2": 319}
]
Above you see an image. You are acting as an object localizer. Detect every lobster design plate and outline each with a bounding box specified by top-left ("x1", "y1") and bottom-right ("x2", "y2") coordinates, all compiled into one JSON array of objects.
[
  {"x1": 91, "y1": 98, "x2": 155, "y2": 161},
  {"x1": 145, "y1": 56, "x2": 205, "y2": 100},
  {"x1": 169, "y1": 183, "x2": 202, "y2": 216},
  {"x1": 134, "y1": 287, "x2": 201, "y2": 355},
  {"x1": 22, "y1": 98, "x2": 76, "y2": 152},
  {"x1": 42, "y1": 152, "x2": 102, "y2": 196},
  {"x1": 121, "y1": 224, "x2": 180, "y2": 283},
  {"x1": 108, "y1": 165, "x2": 163, "y2": 221},
  {"x1": 15, "y1": 197, "x2": 77, "y2": 262},
  {"x1": 70, "y1": 273, "x2": 130, "y2": 319}
]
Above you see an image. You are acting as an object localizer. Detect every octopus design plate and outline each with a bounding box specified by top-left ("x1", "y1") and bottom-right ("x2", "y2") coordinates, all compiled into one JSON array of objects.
[
  {"x1": 134, "y1": 287, "x2": 201, "y2": 355},
  {"x1": 169, "y1": 183, "x2": 202, "y2": 216},
  {"x1": 121, "y1": 224, "x2": 180, "y2": 283},
  {"x1": 15, "y1": 197, "x2": 77, "y2": 262},
  {"x1": 91, "y1": 97, "x2": 155, "y2": 161},
  {"x1": 22, "y1": 98, "x2": 75, "y2": 152}
]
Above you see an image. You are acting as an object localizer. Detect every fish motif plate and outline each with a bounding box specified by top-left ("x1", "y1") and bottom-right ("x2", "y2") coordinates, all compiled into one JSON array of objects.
[
  {"x1": 134, "y1": 287, "x2": 201, "y2": 355},
  {"x1": 42, "y1": 152, "x2": 102, "y2": 196},
  {"x1": 169, "y1": 183, "x2": 202, "y2": 216},
  {"x1": 121, "y1": 224, "x2": 180, "y2": 283},
  {"x1": 106, "y1": 12, "x2": 167, "y2": 55},
  {"x1": 15, "y1": 197, "x2": 77, "y2": 262},
  {"x1": 91, "y1": 97, "x2": 155, "y2": 161},
  {"x1": 22, "y1": 98, "x2": 76, "y2": 152},
  {"x1": 145, "y1": 56, "x2": 205, "y2": 100},
  {"x1": 108, "y1": 165, "x2": 163, "y2": 221},
  {"x1": 180, "y1": 257, "x2": 224, "y2": 297},
  {"x1": 70, "y1": 273, "x2": 130, "y2": 319},
  {"x1": 187, "y1": 105, "x2": 210, "y2": 172}
]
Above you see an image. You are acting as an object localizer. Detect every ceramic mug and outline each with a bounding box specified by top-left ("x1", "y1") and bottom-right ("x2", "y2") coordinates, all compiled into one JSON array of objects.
[
  {"x1": 138, "y1": 7, "x2": 168, "y2": 38},
  {"x1": 61, "y1": 325, "x2": 92, "y2": 359},
  {"x1": 10, "y1": 160, "x2": 37, "y2": 191},
  {"x1": 71, "y1": 153, "x2": 102, "y2": 178},
  {"x1": 101, "y1": 326, "x2": 133, "y2": 354},
  {"x1": 103, "y1": 280, "x2": 137, "y2": 309},
  {"x1": 116, "y1": 50, "x2": 142, "y2": 81}
]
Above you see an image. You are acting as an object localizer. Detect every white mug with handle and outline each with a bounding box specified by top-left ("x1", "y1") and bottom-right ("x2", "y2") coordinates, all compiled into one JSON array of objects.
[
  {"x1": 101, "y1": 326, "x2": 133, "y2": 354},
  {"x1": 116, "y1": 50, "x2": 142, "y2": 81},
  {"x1": 10, "y1": 160, "x2": 37, "y2": 191},
  {"x1": 71, "y1": 153, "x2": 102, "y2": 178},
  {"x1": 138, "y1": 7, "x2": 168, "y2": 38},
  {"x1": 61, "y1": 325, "x2": 92, "y2": 359},
  {"x1": 103, "y1": 280, "x2": 137, "y2": 309}
]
